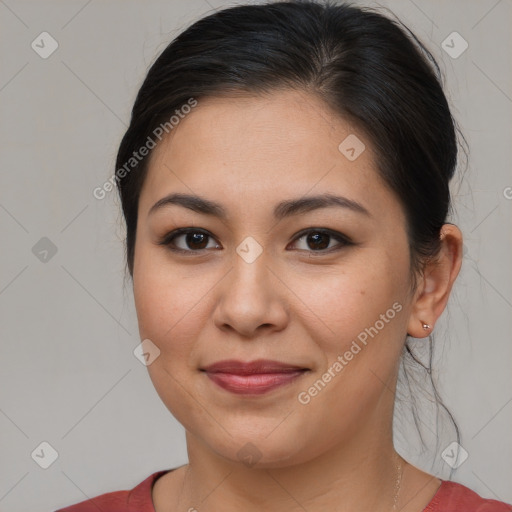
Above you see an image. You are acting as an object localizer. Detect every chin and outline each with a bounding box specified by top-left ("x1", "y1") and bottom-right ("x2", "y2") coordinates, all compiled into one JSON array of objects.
[{"x1": 195, "y1": 419, "x2": 321, "y2": 469}]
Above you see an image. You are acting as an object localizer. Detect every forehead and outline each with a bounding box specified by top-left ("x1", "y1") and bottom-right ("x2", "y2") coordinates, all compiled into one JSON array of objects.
[
  {"x1": 149, "y1": 89, "x2": 360, "y2": 169},
  {"x1": 139, "y1": 89, "x2": 399, "y2": 221}
]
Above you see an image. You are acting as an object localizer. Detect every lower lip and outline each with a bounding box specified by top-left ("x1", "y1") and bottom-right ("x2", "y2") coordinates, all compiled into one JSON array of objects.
[{"x1": 204, "y1": 371, "x2": 306, "y2": 395}]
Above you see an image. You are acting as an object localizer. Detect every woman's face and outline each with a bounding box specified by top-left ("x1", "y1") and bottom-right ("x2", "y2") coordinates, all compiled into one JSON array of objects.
[{"x1": 133, "y1": 89, "x2": 416, "y2": 467}]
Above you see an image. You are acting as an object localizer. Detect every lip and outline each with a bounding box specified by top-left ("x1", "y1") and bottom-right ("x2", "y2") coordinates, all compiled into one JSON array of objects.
[{"x1": 201, "y1": 359, "x2": 309, "y2": 395}]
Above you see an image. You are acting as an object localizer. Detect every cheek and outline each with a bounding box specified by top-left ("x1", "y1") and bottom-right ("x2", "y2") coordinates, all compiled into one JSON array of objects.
[
  {"x1": 296, "y1": 257, "x2": 407, "y2": 351},
  {"x1": 132, "y1": 246, "x2": 218, "y2": 365},
  {"x1": 291, "y1": 253, "x2": 409, "y2": 424},
  {"x1": 132, "y1": 255, "x2": 209, "y2": 428},
  {"x1": 293, "y1": 267, "x2": 406, "y2": 436},
  {"x1": 134, "y1": 276, "x2": 195, "y2": 351}
]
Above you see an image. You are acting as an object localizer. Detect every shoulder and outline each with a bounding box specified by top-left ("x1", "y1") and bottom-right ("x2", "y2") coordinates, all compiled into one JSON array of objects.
[
  {"x1": 54, "y1": 470, "x2": 171, "y2": 512},
  {"x1": 424, "y1": 480, "x2": 512, "y2": 512}
]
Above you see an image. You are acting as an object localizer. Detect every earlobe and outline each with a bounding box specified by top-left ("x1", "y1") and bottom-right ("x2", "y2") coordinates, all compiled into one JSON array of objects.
[
  {"x1": 407, "y1": 315, "x2": 434, "y2": 338},
  {"x1": 406, "y1": 224, "x2": 463, "y2": 339}
]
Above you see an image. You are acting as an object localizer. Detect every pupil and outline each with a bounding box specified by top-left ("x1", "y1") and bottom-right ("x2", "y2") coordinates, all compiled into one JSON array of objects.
[
  {"x1": 308, "y1": 232, "x2": 329, "y2": 250},
  {"x1": 188, "y1": 233, "x2": 207, "y2": 249}
]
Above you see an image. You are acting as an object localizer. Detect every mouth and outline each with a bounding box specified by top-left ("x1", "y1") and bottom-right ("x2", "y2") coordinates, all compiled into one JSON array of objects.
[{"x1": 201, "y1": 359, "x2": 310, "y2": 395}]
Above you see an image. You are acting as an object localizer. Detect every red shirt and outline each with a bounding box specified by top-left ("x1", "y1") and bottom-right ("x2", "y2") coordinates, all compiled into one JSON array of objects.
[{"x1": 55, "y1": 470, "x2": 512, "y2": 512}]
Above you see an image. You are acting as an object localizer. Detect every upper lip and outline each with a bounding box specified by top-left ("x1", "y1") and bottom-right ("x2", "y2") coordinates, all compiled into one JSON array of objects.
[{"x1": 201, "y1": 359, "x2": 308, "y2": 375}]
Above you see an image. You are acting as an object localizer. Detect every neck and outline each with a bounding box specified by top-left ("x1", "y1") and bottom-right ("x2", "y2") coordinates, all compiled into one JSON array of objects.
[{"x1": 177, "y1": 419, "x2": 403, "y2": 512}]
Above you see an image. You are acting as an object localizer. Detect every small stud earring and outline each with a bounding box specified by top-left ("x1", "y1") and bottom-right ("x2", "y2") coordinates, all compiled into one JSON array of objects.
[{"x1": 422, "y1": 322, "x2": 431, "y2": 330}]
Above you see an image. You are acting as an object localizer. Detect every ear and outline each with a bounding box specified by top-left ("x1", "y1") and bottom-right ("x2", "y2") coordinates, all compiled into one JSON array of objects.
[{"x1": 407, "y1": 224, "x2": 463, "y2": 338}]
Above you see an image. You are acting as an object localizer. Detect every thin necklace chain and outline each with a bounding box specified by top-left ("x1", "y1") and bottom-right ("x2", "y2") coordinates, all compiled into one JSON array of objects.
[
  {"x1": 392, "y1": 453, "x2": 404, "y2": 511},
  {"x1": 174, "y1": 465, "x2": 190, "y2": 512}
]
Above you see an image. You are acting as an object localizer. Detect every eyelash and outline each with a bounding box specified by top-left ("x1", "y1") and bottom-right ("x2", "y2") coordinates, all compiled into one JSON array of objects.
[{"x1": 157, "y1": 227, "x2": 354, "y2": 255}]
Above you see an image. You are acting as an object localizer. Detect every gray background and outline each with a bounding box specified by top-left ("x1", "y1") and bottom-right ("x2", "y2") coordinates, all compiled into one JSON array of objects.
[{"x1": 0, "y1": 0, "x2": 511, "y2": 510}]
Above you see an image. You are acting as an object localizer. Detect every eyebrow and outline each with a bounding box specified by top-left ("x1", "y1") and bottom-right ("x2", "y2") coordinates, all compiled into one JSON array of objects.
[{"x1": 148, "y1": 192, "x2": 371, "y2": 219}]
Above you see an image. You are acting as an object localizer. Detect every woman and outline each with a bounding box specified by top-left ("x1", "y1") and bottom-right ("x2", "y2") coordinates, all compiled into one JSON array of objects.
[{"x1": 56, "y1": 1, "x2": 511, "y2": 511}]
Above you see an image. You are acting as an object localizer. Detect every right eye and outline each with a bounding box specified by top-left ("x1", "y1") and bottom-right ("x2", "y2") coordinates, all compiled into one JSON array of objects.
[{"x1": 158, "y1": 228, "x2": 222, "y2": 254}]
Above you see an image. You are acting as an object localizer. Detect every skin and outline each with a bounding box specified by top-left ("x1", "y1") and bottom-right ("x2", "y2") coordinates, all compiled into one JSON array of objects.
[{"x1": 132, "y1": 89, "x2": 463, "y2": 512}]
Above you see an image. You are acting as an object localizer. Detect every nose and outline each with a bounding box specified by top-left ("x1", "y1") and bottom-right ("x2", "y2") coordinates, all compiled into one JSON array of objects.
[{"x1": 212, "y1": 253, "x2": 289, "y2": 339}]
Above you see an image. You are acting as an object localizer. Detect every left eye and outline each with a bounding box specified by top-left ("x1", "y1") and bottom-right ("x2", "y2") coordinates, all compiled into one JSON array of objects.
[{"x1": 289, "y1": 229, "x2": 352, "y2": 252}]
